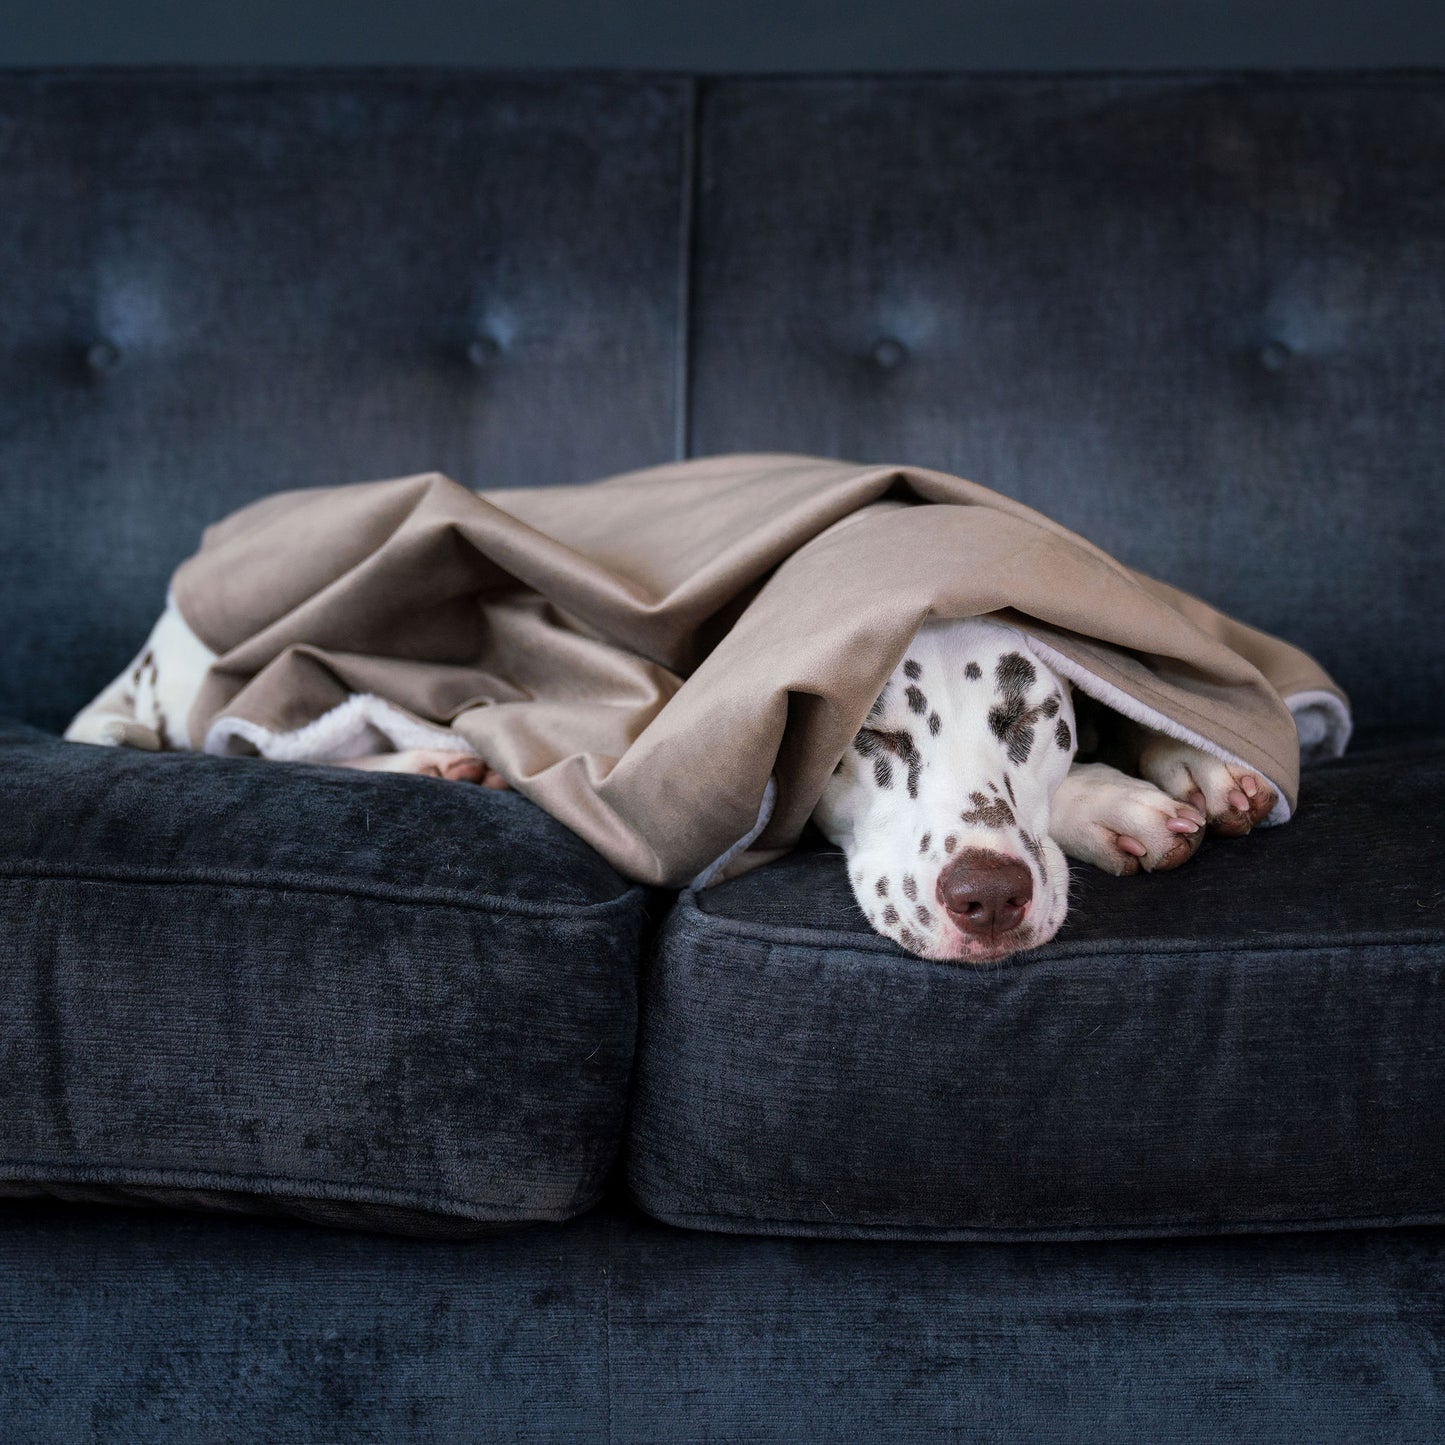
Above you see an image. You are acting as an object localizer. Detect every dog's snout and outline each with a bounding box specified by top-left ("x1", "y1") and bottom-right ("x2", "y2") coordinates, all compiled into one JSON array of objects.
[{"x1": 937, "y1": 849, "x2": 1033, "y2": 935}]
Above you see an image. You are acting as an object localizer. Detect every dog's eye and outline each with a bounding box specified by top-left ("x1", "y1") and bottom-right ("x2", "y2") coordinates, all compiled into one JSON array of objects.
[{"x1": 854, "y1": 726, "x2": 918, "y2": 758}]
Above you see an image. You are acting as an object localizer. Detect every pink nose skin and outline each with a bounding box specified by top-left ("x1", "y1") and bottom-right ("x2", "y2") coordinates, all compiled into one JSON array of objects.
[{"x1": 937, "y1": 850, "x2": 1033, "y2": 936}]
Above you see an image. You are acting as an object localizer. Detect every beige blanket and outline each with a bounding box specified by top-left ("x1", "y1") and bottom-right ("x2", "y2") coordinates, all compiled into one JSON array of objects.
[{"x1": 137, "y1": 455, "x2": 1349, "y2": 887}]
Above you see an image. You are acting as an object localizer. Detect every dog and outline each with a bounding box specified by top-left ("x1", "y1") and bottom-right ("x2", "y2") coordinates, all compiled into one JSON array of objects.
[
  {"x1": 67, "y1": 604, "x2": 1274, "y2": 963},
  {"x1": 811, "y1": 617, "x2": 1276, "y2": 962}
]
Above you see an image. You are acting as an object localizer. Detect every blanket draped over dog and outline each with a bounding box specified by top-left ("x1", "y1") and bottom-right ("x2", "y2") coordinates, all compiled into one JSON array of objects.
[{"x1": 135, "y1": 455, "x2": 1348, "y2": 887}]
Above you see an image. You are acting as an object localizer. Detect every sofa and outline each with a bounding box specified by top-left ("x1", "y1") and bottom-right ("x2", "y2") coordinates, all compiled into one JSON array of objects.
[{"x1": 2, "y1": 67, "x2": 1442, "y2": 1440}]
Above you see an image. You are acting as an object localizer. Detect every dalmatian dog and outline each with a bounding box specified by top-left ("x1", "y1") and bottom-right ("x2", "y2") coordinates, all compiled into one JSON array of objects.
[
  {"x1": 69, "y1": 604, "x2": 1273, "y2": 964},
  {"x1": 811, "y1": 617, "x2": 1276, "y2": 963}
]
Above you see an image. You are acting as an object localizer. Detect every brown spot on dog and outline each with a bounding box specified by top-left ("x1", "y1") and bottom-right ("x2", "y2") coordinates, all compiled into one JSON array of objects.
[
  {"x1": 928, "y1": 711, "x2": 941, "y2": 736},
  {"x1": 944, "y1": 834, "x2": 957, "y2": 853},
  {"x1": 915, "y1": 904, "x2": 934, "y2": 928},
  {"x1": 873, "y1": 757, "x2": 893, "y2": 788},
  {"x1": 883, "y1": 905, "x2": 899, "y2": 926},
  {"x1": 905, "y1": 685, "x2": 927, "y2": 715},
  {"x1": 989, "y1": 655, "x2": 1051, "y2": 766},
  {"x1": 1042, "y1": 694, "x2": 1060, "y2": 718},
  {"x1": 1056, "y1": 719, "x2": 1072, "y2": 751},
  {"x1": 961, "y1": 790, "x2": 1015, "y2": 829},
  {"x1": 899, "y1": 927, "x2": 921, "y2": 951},
  {"x1": 990, "y1": 702, "x2": 1038, "y2": 765},
  {"x1": 1004, "y1": 774, "x2": 1016, "y2": 806},
  {"x1": 965, "y1": 662, "x2": 982, "y2": 680},
  {"x1": 903, "y1": 659, "x2": 921, "y2": 680},
  {"x1": 1018, "y1": 831, "x2": 1049, "y2": 896},
  {"x1": 876, "y1": 876, "x2": 889, "y2": 897},
  {"x1": 996, "y1": 652, "x2": 1036, "y2": 693},
  {"x1": 919, "y1": 833, "x2": 931, "y2": 854},
  {"x1": 903, "y1": 874, "x2": 917, "y2": 901}
]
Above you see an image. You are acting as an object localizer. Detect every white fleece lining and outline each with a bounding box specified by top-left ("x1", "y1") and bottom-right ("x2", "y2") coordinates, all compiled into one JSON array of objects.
[
  {"x1": 688, "y1": 775, "x2": 778, "y2": 891},
  {"x1": 204, "y1": 693, "x2": 477, "y2": 763},
  {"x1": 1283, "y1": 688, "x2": 1354, "y2": 765},
  {"x1": 1021, "y1": 633, "x2": 1316, "y2": 826}
]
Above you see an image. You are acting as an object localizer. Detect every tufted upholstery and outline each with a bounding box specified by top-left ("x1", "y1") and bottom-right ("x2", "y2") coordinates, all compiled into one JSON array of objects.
[
  {"x1": 0, "y1": 72, "x2": 689, "y2": 732},
  {"x1": 688, "y1": 76, "x2": 1445, "y2": 733},
  {"x1": 4, "y1": 75, "x2": 1443, "y2": 736}
]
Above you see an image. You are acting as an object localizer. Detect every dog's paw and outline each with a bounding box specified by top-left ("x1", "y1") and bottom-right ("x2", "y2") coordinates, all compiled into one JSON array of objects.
[
  {"x1": 1049, "y1": 762, "x2": 1207, "y2": 876},
  {"x1": 1136, "y1": 736, "x2": 1276, "y2": 837},
  {"x1": 336, "y1": 749, "x2": 511, "y2": 788}
]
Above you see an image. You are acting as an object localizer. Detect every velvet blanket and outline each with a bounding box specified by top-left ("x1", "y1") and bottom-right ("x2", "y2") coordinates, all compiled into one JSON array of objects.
[{"x1": 120, "y1": 455, "x2": 1351, "y2": 887}]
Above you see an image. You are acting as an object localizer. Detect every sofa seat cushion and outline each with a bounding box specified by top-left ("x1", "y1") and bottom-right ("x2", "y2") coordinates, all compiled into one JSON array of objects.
[
  {"x1": 627, "y1": 736, "x2": 1445, "y2": 1241},
  {"x1": 0, "y1": 720, "x2": 645, "y2": 1237}
]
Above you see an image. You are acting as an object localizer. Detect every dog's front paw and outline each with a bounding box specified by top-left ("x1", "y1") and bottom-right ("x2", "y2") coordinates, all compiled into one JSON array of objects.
[
  {"x1": 1049, "y1": 762, "x2": 1206, "y2": 876},
  {"x1": 1136, "y1": 736, "x2": 1276, "y2": 837}
]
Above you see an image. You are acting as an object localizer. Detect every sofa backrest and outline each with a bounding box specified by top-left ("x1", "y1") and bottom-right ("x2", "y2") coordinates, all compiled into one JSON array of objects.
[{"x1": 2, "y1": 72, "x2": 1440, "y2": 734}]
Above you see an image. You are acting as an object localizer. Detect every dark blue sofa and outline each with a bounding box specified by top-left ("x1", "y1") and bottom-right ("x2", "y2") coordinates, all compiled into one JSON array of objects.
[{"x1": 2, "y1": 69, "x2": 1443, "y2": 1439}]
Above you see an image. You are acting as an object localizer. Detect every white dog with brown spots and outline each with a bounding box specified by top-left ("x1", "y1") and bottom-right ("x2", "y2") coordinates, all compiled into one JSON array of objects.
[{"x1": 812, "y1": 617, "x2": 1276, "y2": 963}]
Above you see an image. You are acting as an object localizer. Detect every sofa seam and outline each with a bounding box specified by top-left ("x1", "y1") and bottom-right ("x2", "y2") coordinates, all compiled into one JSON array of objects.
[
  {"x1": 0, "y1": 1160, "x2": 607, "y2": 1221},
  {"x1": 0, "y1": 860, "x2": 645, "y2": 920},
  {"x1": 666, "y1": 899, "x2": 1443, "y2": 962},
  {"x1": 673, "y1": 74, "x2": 698, "y2": 462},
  {"x1": 631, "y1": 1197, "x2": 1445, "y2": 1243},
  {"x1": 604, "y1": 1209, "x2": 616, "y2": 1445}
]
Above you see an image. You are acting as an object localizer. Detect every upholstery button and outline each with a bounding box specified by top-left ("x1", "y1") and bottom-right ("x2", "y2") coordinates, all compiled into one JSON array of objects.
[
  {"x1": 1259, "y1": 339, "x2": 1292, "y2": 372},
  {"x1": 86, "y1": 340, "x2": 121, "y2": 373},
  {"x1": 871, "y1": 337, "x2": 909, "y2": 371},
  {"x1": 466, "y1": 334, "x2": 502, "y2": 367}
]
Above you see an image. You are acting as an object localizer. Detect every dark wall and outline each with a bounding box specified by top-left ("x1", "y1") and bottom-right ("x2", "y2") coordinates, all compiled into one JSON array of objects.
[{"x1": 4, "y1": 0, "x2": 1445, "y2": 70}]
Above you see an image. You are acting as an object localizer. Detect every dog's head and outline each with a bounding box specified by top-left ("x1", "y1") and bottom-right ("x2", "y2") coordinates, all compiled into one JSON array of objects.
[{"x1": 812, "y1": 618, "x2": 1077, "y2": 963}]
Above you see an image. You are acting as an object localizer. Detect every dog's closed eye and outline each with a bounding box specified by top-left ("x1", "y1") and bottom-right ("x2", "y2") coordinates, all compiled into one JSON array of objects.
[{"x1": 852, "y1": 726, "x2": 923, "y2": 798}]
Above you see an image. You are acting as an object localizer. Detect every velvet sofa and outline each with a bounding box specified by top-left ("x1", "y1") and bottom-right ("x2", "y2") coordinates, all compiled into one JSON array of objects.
[{"x1": 2, "y1": 68, "x2": 1443, "y2": 1439}]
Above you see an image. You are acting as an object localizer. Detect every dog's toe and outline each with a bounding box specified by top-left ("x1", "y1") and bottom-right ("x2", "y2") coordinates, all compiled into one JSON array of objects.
[
  {"x1": 1139, "y1": 737, "x2": 1277, "y2": 838},
  {"x1": 335, "y1": 747, "x2": 507, "y2": 786},
  {"x1": 1052, "y1": 766, "x2": 1207, "y2": 875},
  {"x1": 440, "y1": 755, "x2": 489, "y2": 783}
]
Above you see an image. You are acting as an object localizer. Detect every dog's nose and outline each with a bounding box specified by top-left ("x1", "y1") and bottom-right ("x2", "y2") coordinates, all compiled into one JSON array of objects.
[{"x1": 937, "y1": 851, "x2": 1033, "y2": 935}]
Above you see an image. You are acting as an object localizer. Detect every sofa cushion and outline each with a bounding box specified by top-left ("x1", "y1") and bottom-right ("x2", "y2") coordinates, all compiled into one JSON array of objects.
[
  {"x1": 0, "y1": 719, "x2": 646, "y2": 1237},
  {"x1": 627, "y1": 735, "x2": 1445, "y2": 1240}
]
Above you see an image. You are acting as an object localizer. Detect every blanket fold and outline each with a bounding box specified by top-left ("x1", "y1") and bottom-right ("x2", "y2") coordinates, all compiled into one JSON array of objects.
[{"x1": 122, "y1": 455, "x2": 1346, "y2": 887}]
